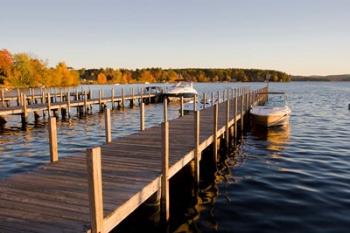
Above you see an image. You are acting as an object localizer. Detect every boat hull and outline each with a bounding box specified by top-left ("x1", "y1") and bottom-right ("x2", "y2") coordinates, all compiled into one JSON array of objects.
[
  {"x1": 251, "y1": 113, "x2": 290, "y2": 127},
  {"x1": 166, "y1": 93, "x2": 196, "y2": 102}
]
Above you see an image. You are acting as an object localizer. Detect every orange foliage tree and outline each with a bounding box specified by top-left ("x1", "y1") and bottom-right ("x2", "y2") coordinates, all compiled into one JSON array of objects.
[
  {"x1": 0, "y1": 49, "x2": 13, "y2": 84},
  {"x1": 139, "y1": 70, "x2": 155, "y2": 83},
  {"x1": 97, "y1": 72, "x2": 107, "y2": 84}
]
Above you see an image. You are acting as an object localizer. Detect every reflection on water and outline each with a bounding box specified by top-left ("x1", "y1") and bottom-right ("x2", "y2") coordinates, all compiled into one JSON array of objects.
[
  {"x1": 172, "y1": 82, "x2": 350, "y2": 233},
  {"x1": 251, "y1": 124, "x2": 290, "y2": 152}
]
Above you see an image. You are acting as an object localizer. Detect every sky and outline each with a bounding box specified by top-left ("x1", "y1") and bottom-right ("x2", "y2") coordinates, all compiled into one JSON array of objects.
[{"x1": 0, "y1": 0, "x2": 349, "y2": 75}]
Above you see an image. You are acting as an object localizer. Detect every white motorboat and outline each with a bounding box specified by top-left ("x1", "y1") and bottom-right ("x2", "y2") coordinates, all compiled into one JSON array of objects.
[
  {"x1": 250, "y1": 92, "x2": 291, "y2": 127},
  {"x1": 165, "y1": 82, "x2": 198, "y2": 102}
]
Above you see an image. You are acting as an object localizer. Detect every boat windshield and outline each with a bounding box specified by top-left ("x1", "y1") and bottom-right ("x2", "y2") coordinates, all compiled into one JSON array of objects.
[
  {"x1": 265, "y1": 95, "x2": 287, "y2": 107},
  {"x1": 175, "y1": 82, "x2": 192, "y2": 88}
]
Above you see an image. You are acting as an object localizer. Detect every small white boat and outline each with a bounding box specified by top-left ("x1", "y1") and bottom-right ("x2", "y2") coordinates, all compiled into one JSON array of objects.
[
  {"x1": 165, "y1": 82, "x2": 198, "y2": 102},
  {"x1": 250, "y1": 92, "x2": 291, "y2": 127}
]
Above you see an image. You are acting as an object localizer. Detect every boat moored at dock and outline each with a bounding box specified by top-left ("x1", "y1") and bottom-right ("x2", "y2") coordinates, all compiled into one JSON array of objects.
[
  {"x1": 165, "y1": 82, "x2": 198, "y2": 102},
  {"x1": 250, "y1": 92, "x2": 291, "y2": 127}
]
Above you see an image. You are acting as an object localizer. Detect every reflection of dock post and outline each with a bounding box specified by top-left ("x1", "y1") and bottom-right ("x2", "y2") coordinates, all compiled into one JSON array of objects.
[{"x1": 0, "y1": 116, "x2": 6, "y2": 130}]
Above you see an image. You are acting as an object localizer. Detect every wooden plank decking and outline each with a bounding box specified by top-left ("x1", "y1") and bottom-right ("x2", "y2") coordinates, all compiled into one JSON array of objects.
[{"x1": 0, "y1": 88, "x2": 266, "y2": 233}]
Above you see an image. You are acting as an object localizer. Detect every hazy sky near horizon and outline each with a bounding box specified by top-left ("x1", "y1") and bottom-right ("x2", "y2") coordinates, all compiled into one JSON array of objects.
[{"x1": 1, "y1": 0, "x2": 349, "y2": 75}]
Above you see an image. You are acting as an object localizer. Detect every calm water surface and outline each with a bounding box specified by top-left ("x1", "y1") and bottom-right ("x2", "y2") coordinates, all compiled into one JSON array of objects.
[
  {"x1": 0, "y1": 82, "x2": 349, "y2": 233},
  {"x1": 170, "y1": 82, "x2": 350, "y2": 233}
]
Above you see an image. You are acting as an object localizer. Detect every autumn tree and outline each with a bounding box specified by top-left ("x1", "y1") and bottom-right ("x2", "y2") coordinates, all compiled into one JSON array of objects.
[
  {"x1": 0, "y1": 49, "x2": 13, "y2": 84},
  {"x1": 139, "y1": 70, "x2": 155, "y2": 83},
  {"x1": 97, "y1": 72, "x2": 107, "y2": 84},
  {"x1": 54, "y1": 62, "x2": 80, "y2": 87},
  {"x1": 111, "y1": 69, "x2": 122, "y2": 83},
  {"x1": 4, "y1": 53, "x2": 37, "y2": 87},
  {"x1": 120, "y1": 70, "x2": 133, "y2": 84}
]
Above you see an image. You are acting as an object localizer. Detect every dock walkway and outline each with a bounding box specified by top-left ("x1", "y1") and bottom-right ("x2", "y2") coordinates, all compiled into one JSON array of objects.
[{"x1": 0, "y1": 87, "x2": 267, "y2": 233}]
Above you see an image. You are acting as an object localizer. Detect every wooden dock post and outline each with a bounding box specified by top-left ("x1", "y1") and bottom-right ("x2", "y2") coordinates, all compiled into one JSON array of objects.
[
  {"x1": 111, "y1": 88, "x2": 115, "y2": 110},
  {"x1": 17, "y1": 88, "x2": 20, "y2": 106},
  {"x1": 88, "y1": 88, "x2": 92, "y2": 99},
  {"x1": 130, "y1": 87, "x2": 134, "y2": 108},
  {"x1": 161, "y1": 98, "x2": 170, "y2": 223},
  {"x1": 99, "y1": 89, "x2": 102, "y2": 112},
  {"x1": 48, "y1": 117, "x2": 58, "y2": 163},
  {"x1": 84, "y1": 91, "x2": 88, "y2": 115},
  {"x1": 148, "y1": 90, "x2": 151, "y2": 104},
  {"x1": 140, "y1": 103, "x2": 145, "y2": 131},
  {"x1": 234, "y1": 89, "x2": 238, "y2": 140},
  {"x1": 121, "y1": 88, "x2": 125, "y2": 109},
  {"x1": 203, "y1": 93, "x2": 206, "y2": 109},
  {"x1": 213, "y1": 104, "x2": 218, "y2": 163},
  {"x1": 1, "y1": 88, "x2": 4, "y2": 107},
  {"x1": 47, "y1": 92, "x2": 51, "y2": 117},
  {"x1": 31, "y1": 88, "x2": 35, "y2": 104},
  {"x1": 140, "y1": 87, "x2": 144, "y2": 105},
  {"x1": 193, "y1": 95, "x2": 197, "y2": 111},
  {"x1": 240, "y1": 90, "x2": 244, "y2": 132},
  {"x1": 60, "y1": 89, "x2": 63, "y2": 102},
  {"x1": 211, "y1": 92, "x2": 214, "y2": 106},
  {"x1": 75, "y1": 88, "x2": 79, "y2": 101},
  {"x1": 105, "y1": 109, "x2": 111, "y2": 143},
  {"x1": 225, "y1": 94, "x2": 230, "y2": 148},
  {"x1": 194, "y1": 109, "x2": 200, "y2": 187},
  {"x1": 67, "y1": 90, "x2": 71, "y2": 118},
  {"x1": 86, "y1": 147, "x2": 104, "y2": 233},
  {"x1": 21, "y1": 94, "x2": 28, "y2": 127},
  {"x1": 180, "y1": 96, "x2": 184, "y2": 117},
  {"x1": 34, "y1": 111, "x2": 40, "y2": 124},
  {"x1": 41, "y1": 90, "x2": 45, "y2": 104}
]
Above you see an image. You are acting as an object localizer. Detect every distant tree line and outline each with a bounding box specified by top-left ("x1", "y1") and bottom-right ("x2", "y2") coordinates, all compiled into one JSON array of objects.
[
  {"x1": 0, "y1": 49, "x2": 79, "y2": 88},
  {"x1": 80, "y1": 68, "x2": 291, "y2": 84},
  {"x1": 292, "y1": 75, "x2": 350, "y2": 81},
  {"x1": 1, "y1": 48, "x2": 290, "y2": 88}
]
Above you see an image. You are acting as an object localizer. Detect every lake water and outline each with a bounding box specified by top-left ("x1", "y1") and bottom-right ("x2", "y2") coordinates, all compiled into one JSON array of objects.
[{"x1": 0, "y1": 82, "x2": 350, "y2": 233}]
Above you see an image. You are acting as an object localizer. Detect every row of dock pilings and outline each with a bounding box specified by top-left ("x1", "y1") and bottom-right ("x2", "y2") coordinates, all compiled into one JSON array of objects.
[
  {"x1": 82, "y1": 86, "x2": 268, "y2": 233},
  {"x1": 0, "y1": 86, "x2": 159, "y2": 129}
]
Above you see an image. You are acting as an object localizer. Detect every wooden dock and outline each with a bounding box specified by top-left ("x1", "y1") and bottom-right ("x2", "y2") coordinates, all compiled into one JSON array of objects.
[
  {"x1": 0, "y1": 87, "x2": 160, "y2": 128},
  {"x1": 0, "y1": 87, "x2": 267, "y2": 233}
]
